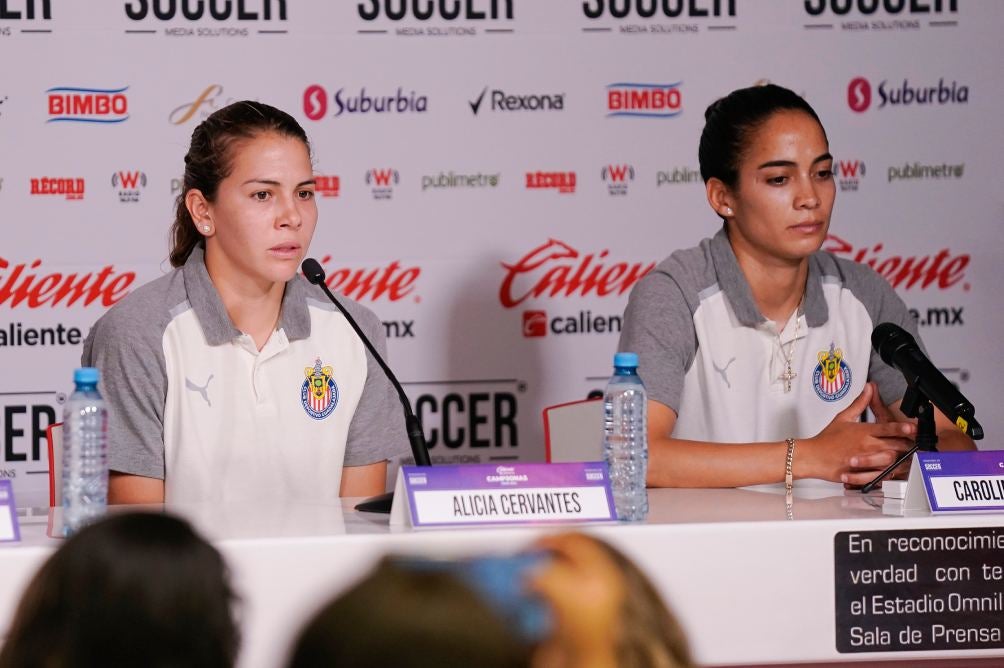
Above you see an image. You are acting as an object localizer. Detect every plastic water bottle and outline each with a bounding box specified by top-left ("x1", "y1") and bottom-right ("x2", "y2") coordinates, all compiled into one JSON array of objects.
[
  {"x1": 602, "y1": 352, "x2": 648, "y2": 521},
  {"x1": 62, "y1": 367, "x2": 109, "y2": 535}
]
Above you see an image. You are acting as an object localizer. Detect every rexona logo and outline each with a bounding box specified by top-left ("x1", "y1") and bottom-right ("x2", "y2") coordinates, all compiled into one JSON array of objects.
[
  {"x1": 47, "y1": 86, "x2": 129, "y2": 124},
  {"x1": 366, "y1": 168, "x2": 399, "y2": 200},
  {"x1": 30, "y1": 177, "x2": 84, "y2": 200},
  {"x1": 847, "y1": 76, "x2": 968, "y2": 112},
  {"x1": 0, "y1": 257, "x2": 136, "y2": 309},
  {"x1": 315, "y1": 175, "x2": 340, "y2": 197},
  {"x1": 836, "y1": 159, "x2": 865, "y2": 192},
  {"x1": 303, "y1": 84, "x2": 427, "y2": 119},
  {"x1": 525, "y1": 171, "x2": 575, "y2": 194},
  {"x1": 499, "y1": 239, "x2": 654, "y2": 308},
  {"x1": 312, "y1": 254, "x2": 420, "y2": 303},
  {"x1": 602, "y1": 164, "x2": 634, "y2": 196},
  {"x1": 469, "y1": 87, "x2": 564, "y2": 115},
  {"x1": 111, "y1": 170, "x2": 147, "y2": 203},
  {"x1": 607, "y1": 82, "x2": 681, "y2": 118},
  {"x1": 824, "y1": 234, "x2": 969, "y2": 292},
  {"x1": 124, "y1": 0, "x2": 286, "y2": 21}
]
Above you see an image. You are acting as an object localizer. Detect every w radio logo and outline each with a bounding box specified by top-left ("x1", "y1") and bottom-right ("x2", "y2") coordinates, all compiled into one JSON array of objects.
[
  {"x1": 836, "y1": 160, "x2": 865, "y2": 192},
  {"x1": 366, "y1": 168, "x2": 399, "y2": 200},
  {"x1": 111, "y1": 170, "x2": 147, "y2": 203},
  {"x1": 602, "y1": 164, "x2": 634, "y2": 196}
]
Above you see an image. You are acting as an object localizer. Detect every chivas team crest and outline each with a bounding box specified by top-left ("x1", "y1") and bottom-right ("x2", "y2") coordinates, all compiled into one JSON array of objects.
[
  {"x1": 812, "y1": 343, "x2": 852, "y2": 402},
  {"x1": 301, "y1": 358, "x2": 339, "y2": 420}
]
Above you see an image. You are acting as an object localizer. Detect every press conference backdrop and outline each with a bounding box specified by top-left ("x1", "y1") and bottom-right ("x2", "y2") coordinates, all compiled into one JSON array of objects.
[{"x1": 1, "y1": 1, "x2": 1002, "y2": 506}]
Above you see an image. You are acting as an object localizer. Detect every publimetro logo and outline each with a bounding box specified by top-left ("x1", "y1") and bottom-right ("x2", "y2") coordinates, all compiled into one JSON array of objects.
[
  {"x1": 46, "y1": 86, "x2": 129, "y2": 124},
  {"x1": 30, "y1": 177, "x2": 85, "y2": 200},
  {"x1": 607, "y1": 82, "x2": 682, "y2": 118}
]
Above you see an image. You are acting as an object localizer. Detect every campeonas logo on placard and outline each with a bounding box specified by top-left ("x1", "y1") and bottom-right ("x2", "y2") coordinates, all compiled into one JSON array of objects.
[
  {"x1": 301, "y1": 358, "x2": 339, "y2": 420},
  {"x1": 813, "y1": 343, "x2": 852, "y2": 402}
]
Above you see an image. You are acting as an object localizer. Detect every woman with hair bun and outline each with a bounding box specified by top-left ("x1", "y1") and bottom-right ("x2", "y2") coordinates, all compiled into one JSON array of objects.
[
  {"x1": 619, "y1": 83, "x2": 974, "y2": 490},
  {"x1": 83, "y1": 101, "x2": 406, "y2": 504}
]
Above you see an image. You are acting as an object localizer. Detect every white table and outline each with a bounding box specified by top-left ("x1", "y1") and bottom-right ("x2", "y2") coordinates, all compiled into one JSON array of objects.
[{"x1": 5, "y1": 486, "x2": 1004, "y2": 667}]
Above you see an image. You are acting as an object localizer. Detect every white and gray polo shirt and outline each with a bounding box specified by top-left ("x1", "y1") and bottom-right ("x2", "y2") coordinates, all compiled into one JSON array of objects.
[
  {"x1": 620, "y1": 228, "x2": 918, "y2": 445},
  {"x1": 82, "y1": 246, "x2": 406, "y2": 503}
]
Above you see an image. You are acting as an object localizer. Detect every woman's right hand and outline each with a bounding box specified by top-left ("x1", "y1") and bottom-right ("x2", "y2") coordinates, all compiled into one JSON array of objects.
[{"x1": 798, "y1": 383, "x2": 915, "y2": 486}]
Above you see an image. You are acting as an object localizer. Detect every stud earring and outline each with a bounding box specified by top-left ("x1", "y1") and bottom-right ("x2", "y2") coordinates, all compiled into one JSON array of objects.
[
  {"x1": 725, "y1": 207, "x2": 733, "y2": 216},
  {"x1": 202, "y1": 225, "x2": 211, "y2": 233}
]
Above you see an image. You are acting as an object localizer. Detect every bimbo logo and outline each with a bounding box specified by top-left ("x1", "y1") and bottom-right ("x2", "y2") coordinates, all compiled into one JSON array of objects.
[
  {"x1": 315, "y1": 175, "x2": 340, "y2": 197},
  {"x1": 47, "y1": 87, "x2": 129, "y2": 124},
  {"x1": 500, "y1": 239, "x2": 654, "y2": 308},
  {"x1": 824, "y1": 234, "x2": 969, "y2": 291},
  {"x1": 607, "y1": 82, "x2": 682, "y2": 118},
  {"x1": 602, "y1": 164, "x2": 634, "y2": 196},
  {"x1": 525, "y1": 171, "x2": 575, "y2": 194},
  {"x1": 313, "y1": 254, "x2": 420, "y2": 303},
  {"x1": 0, "y1": 258, "x2": 136, "y2": 309},
  {"x1": 111, "y1": 170, "x2": 147, "y2": 203},
  {"x1": 30, "y1": 177, "x2": 84, "y2": 200}
]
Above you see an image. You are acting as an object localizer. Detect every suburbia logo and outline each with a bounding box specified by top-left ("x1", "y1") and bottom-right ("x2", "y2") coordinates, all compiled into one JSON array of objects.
[
  {"x1": 848, "y1": 76, "x2": 968, "y2": 112},
  {"x1": 30, "y1": 177, "x2": 84, "y2": 200},
  {"x1": 124, "y1": 0, "x2": 286, "y2": 20},
  {"x1": 366, "y1": 168, "x2": 399, "y2": 200},
  {"x1": 607, "y1": 82, "x2": 681, "y2": 118},
  {"x1": 500, "y1": 240, "x2": 654, "y2": 308},
  {"x1": 313, "y1": 254, "x2": 419, "y2": 302},
  {"x1": 315, "y1": 175, "x2": 340, "y2": 197},
  {"x1": 0, "y1": 258, "x2": 136, "y2": 308},
  {"x1": 358, "y1": 0, "x2": 512, "y2": 20},
  {"x1": 47, "y1": 86, "x2": 129, "y2": 124},
  {"x1": 602, "y1": 164, "x2": 634, "y2": 196},
  {"x1": 836, "y1": 160, "x2": 865, "y2": 192},
  {"x1": 302, "y1": 84, "x2": 427, "y2": 119},
  {"x1": 583, "y1": 0, "x2": 735, "y2": 19},
  {"x1": 0, "y1": 0, "x2": 51, "y2": 20},
  {"x1": 824, "y1": 234, "x2": 969, "y2": 291},
  {"x1": 526, "y1": 171, "x2": 575, "y2": 194},
  {"x1": 112, "y1": 170, "x2": 147, "y2": 203}
]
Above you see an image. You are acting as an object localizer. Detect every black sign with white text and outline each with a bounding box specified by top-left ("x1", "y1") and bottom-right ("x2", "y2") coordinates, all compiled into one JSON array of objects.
[{"x1": 835, "y1": 528, "x2": 1004, "y2": 653}]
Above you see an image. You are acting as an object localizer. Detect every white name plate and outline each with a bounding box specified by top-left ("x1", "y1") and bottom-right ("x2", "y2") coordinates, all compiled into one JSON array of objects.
[
  {"x1": 390, "y1": 462, "x2": 616, "y2": 528},
  {"x1": 905, "y1": 451, "x2": 1004, "y2": 513}
]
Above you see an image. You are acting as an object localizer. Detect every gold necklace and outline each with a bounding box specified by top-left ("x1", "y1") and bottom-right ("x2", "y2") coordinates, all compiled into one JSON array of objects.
[{"x1": 777, "y1": 296, "x2": 804, "y2": 393}]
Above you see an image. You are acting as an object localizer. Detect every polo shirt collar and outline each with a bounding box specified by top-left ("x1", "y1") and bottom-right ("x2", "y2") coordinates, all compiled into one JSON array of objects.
[
  {"x1": 710, "y1": 227, "x2": 828, "y2": 328},
  {"x1": 182, "y1": 245, "x2": 312, "y2": 345}
]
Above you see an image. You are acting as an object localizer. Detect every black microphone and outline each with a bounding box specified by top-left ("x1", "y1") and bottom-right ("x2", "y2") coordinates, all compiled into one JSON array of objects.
[
  {"x1": 302, "y1": 258, "x2": 431, "y2": 513},
  {"x1": 871, "y1": 322, "x2": 983, "y2": 439}
]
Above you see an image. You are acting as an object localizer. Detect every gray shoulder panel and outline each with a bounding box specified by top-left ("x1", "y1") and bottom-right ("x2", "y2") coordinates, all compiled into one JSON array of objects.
[{"x1": 81, "y1": 269, "x2": 187, "y2": 479}]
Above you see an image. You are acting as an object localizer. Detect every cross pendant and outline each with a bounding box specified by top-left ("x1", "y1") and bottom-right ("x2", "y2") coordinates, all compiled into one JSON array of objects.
[{"x1": 780, "y1": 365, "x2": 797, "y2": 393}]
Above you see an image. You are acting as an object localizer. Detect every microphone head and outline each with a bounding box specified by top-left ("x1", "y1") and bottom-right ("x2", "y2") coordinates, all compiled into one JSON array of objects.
[
  {"x1": 301, "y1": 258, "x2": 326, "y2": 285},
  {"x1": 871, "y1": 322, "x2": 915, "y2": 367}
]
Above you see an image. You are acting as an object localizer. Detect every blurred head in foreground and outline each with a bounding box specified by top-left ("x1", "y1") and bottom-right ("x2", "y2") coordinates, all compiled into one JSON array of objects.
[{"x1": 0, "y1": 512, "x2": 239, "y2": 668}]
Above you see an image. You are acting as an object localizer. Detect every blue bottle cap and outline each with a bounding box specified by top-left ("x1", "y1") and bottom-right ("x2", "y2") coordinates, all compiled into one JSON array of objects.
[
  {"x1": 614, "y1": 352, "x2": 639, "y2": 368},
  {"x1": 74, "y1": 367, "x2": 100, "y2": 384}
]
